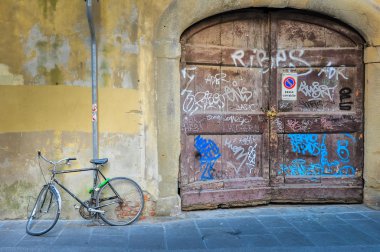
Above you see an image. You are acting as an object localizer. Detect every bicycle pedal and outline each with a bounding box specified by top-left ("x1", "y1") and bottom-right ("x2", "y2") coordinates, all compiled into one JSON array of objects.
[{"x1": 74, "y1": 204, "x2": 80, "y2": 209}]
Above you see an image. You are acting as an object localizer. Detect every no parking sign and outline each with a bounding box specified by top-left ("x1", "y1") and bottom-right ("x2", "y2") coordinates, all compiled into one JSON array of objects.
[{"x1": 281, "y1": 73, "x2": 298, "y2": 101}]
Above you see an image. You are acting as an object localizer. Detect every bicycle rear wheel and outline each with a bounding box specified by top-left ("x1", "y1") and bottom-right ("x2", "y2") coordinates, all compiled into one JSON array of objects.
[
  {"x1": 26, "y1": 185, "x2": 60, "y2": 236},
  {"x1": 96, "y1": 177, "x2": 144, "y2": 226}
]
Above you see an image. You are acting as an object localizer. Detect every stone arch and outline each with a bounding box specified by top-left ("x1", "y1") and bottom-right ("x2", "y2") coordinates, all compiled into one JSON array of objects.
[{"x1": 153, "y1": 0, "x2": 380, "y2": 214}]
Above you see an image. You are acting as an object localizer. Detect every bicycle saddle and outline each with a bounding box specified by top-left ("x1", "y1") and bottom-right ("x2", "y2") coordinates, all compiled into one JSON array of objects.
[{"x1": 90, "y1": 158, "x2": 108, "y2": 165}]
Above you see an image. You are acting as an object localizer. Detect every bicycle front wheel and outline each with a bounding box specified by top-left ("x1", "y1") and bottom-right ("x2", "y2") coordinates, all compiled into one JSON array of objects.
[
  {"x1": 26, "y1": 185, "x2": 60, "y2": 236},
  {"x1": 96, "y1": 177, "x2": 144, "y2": 226}
]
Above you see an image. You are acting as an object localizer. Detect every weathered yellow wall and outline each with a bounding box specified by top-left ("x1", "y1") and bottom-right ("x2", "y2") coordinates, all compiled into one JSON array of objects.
[
  {"x1": 1, "y1": 0, "x2": 380, "y2": 219},
  {"x1": 0, "y1": 0, "x2": 171, "y2": 219},
  {"x1": 0, "y1": 86, "x2": 140, "y2": 133},
  {"x1": 364, "y1": 48, "x2": 380, "y2": 209}
]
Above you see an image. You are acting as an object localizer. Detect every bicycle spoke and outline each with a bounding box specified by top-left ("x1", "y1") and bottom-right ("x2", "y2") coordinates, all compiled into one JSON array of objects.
[{"x1": 96, "y1": 177, "x2": 144, "y2": 226}]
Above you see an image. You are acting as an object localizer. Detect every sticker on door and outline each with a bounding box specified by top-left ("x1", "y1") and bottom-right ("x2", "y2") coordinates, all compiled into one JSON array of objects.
[{"x1": 282, "y1": 73, "x2": 298, "y2": 101}]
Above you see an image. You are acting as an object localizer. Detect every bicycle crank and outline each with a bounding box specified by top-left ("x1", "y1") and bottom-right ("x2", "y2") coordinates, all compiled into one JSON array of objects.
[
  {"x1": 79, "y1": 203, "x2": 92, "y2": 220},
  {"x1": 88, "y1": 208, "x2": 105, "y2": 214}
]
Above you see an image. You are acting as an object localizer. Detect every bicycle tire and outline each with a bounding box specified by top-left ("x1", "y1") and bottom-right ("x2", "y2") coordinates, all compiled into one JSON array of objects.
[
  {"x1": 26, "y1": 185, "x2": 60, "y2": 236},
  {"x1": 96, "y1": 177, "x2": 144, "y2": 226}
]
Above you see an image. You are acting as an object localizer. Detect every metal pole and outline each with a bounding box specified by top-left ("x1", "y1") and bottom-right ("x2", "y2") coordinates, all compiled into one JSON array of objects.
[
  {"x1": 86, "y1": 0, "x2": 99, "y2": 160},
  {"x1": 86, "y1": 0, "x2": 99, "y2": 194}
]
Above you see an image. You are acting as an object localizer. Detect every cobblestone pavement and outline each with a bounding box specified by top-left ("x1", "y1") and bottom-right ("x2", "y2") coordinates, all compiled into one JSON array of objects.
[{"x1": 1, "y1": 204, "x2": 380, "y2": 251}]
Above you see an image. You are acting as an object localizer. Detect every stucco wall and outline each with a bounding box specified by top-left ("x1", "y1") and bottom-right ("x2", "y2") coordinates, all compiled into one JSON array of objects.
[
  {"x1": 0, "y1": 0, "x2": 171, "y2": 219},
  {"x1": 0, "y1": 0, "x2": 380, "y2": 220}
]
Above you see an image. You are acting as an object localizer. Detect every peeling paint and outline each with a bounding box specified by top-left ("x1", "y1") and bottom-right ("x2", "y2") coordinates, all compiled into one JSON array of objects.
[
  {"x1": 0, "y1": 64, "x2": 24, "y2": 85},
  {"x1": 0, "y1": 181, "x2": 35, "y2": 219},
  {"x1": 24, "y1": 25, "x2": 70, "y2": 85},
  {"x1": 38, "y1": 0, "x2": 58, "y2": 18}
]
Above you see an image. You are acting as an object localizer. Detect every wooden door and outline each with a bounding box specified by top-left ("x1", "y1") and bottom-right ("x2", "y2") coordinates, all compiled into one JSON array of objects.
[
  {"x1": 269, "y1": 11, "x2": 364, "y2": 202},
  {"x1": 180, "y1": 11, "x2": 271, "y2": 210},
  {"x1": 179, "y1": 10, "x2": 364, "y2": 210}
]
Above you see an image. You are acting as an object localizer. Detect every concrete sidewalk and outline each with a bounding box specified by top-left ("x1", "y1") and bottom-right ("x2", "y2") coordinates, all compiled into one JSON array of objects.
[{"x1": 1, "y1": 204, "x2": 380, "y2": 251}]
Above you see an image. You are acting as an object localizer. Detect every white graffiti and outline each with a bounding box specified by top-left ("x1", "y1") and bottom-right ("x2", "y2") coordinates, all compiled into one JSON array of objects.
[
  {"x1": 298, "y1": 81, "x2": 337, "y2": 101},
  {"x1": 182, "y1": 70, "x2": 260, "y2": 114},
  {"x1": 182, "y1": 90, "x2": 225, "y2": 115},
  {"x1": 224, "y1": 86, "x2": 253, "y2": 102},
  {"x1": 246, "y1": 146, "x2": 257, "y2": 173},
  {"x1": 225, "y1": 124, "x2": 256, "y2": 132},
  {"x1": 206, "y1": 115, "x2": 252, "y2": 125},
  {"x1": 181, "y1": 67, "x2": 197, "y2": 95},
  {"x1": 239, "y1": 135, "x2": 257, "y2": 145},
  {"x1": 235, "y1": 104, "x2": 259, "y2": 111},
  {"x1": 231, "y1": 49, "x2": 312, "y2": 76},
  {"x1": 224, "y1": 115, "x2": 252, "y2": 125},
  {"x1": 206, "y1": 115, "x2": 222, "y2": 121},
  {"x1": 183, "y1": 85, "x2": 258, "y2": 115},
  {"x1": 318, "y1": 62, "x2": 348, "y2": 81},
  {"x1": 286, "y1": 119, "x2": 314, "y2": 132},
  {"x1": 204, "y1": 73, "x2": 231, "y2": 87},
  {"x1": 182, "y1": 117, "x2": 205, "y2": 133},
  {"x1": 273, "y1": 118, "x2": 284, "y2": 132},
  {"x1": 321, "y1": 117, "x2": 334, "y2": 130},
  {"x1": 225, "y1": 138, "x2": 258, "y2": 174},
  {"x1": 231, "y1": 49, "x2": 269, "y2": 73}
]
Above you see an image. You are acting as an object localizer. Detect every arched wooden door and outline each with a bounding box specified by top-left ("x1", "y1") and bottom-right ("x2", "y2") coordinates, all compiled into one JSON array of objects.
[{"x1": 179, "y1": 10, "x2": 364, "y2": 210}]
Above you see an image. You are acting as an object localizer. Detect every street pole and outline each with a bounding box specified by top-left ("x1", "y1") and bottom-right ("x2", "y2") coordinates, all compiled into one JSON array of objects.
[{"x1": 86, "y1": 0, "x2": 99, "y2": 190}]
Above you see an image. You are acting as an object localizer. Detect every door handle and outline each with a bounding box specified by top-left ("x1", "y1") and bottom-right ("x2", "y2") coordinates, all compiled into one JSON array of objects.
[{"x1": 266, "y1": 108, "x2": 278, "y2": 119}]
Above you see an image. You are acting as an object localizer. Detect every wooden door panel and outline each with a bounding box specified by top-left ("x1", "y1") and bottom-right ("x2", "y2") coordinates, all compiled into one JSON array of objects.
[
  {"x1": 270, "y1": 11, "x2": 364, "y2": 202},
  {"x1": 221, "y1": 135, "x2": 263, "y2": 179},
  {"x1": 180, "y1": 11, "x2": 270, "y2": 210},
  {"x1": 181, "y1": 65, "x2": 224, "y2": 134},
  {"x1": 276, "y1": 67, "x2": 359, "y2": 114},
  {"x1": 180, "y1": 135, "x2": 223, "y2": 189},
  {"x1": 276, "y1": 20, "x2": 357, "y2": 48},
  {"x1": 272, "y1": 48, "x2": 362, "y2": 67},
  {"x1": 220, "y1": 12, "x2": 268, "y2": 48},
  {"x1": 278, "y1": 133, "x2": 360, "y2": 177},
  {"x1": 183, "y1": 45, "x2": 222, "y2": 65},
  {"x1": 221, "y1": 67, "x2": 264, "y2": 113},
  {"x1": 180, "y1": 10, "x2": 364, "y2": 209}
]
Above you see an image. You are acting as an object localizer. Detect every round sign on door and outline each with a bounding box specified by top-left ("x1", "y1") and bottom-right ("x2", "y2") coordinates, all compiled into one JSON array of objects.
[{"x1": 281, "y1": 73, "x2": 298, "y2": 101}]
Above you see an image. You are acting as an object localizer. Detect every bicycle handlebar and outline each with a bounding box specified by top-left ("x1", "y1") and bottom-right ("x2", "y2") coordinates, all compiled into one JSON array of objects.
[{"x1": 38, "y1": 151, "x2": 77, "y2": 165}]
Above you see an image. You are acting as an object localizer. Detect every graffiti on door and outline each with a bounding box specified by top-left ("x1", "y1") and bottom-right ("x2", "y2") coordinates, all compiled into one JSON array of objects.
[
  {"x1": 278, "y1": 133, "x2": 356, "y2": 177},
  {"x1": 194, "y1": 135, "x2": 221, "y2": 181}
]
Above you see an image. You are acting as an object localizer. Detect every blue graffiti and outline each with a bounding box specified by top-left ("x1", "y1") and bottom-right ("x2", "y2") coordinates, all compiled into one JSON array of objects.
[
  {"x1": 288, "y1": 134, "x2": 320, "y2": 156},
  {"x1": 337, "y1": 165, "x2": 355, "y2": 175},
  {"x1": 336, "y1": 140, "x2": 350, "y2": 162},
  {"x1": 279, "y1": 133, "x2": 356, "y2": 177},
  {"x1": 320, "y1": 134, "x2": 339, "y2": 174},
  {"x1": 280, "y1": 159, "x2": 321, "y2": 176},
  {"x1": 194, "y1": 135, "x2": 221, "y2": 180}
]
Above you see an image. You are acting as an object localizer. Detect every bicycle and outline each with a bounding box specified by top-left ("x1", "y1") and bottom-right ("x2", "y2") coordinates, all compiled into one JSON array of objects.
[{"x1": 26, "y1": 151, "x2": 144, "y2": 236}]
